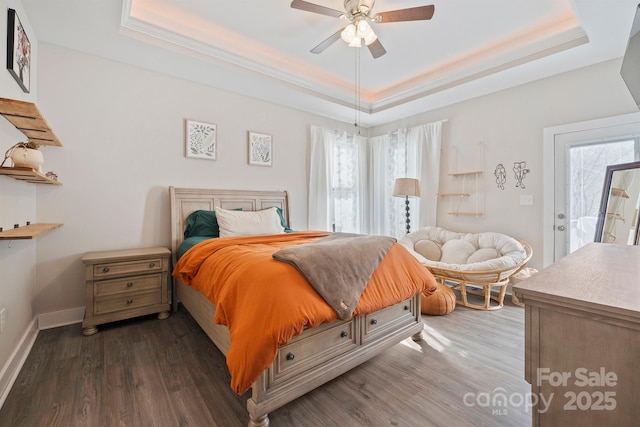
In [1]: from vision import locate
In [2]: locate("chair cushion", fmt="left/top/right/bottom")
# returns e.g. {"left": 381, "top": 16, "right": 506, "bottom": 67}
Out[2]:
{"left": 399, "top": 226, "right": 527, "bottom": 274}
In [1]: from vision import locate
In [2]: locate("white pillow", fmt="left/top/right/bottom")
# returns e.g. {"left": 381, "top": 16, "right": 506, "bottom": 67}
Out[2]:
{"left": 214, "top": 206, "right": 285, "bottom": 237}
{"left": 440, "top": 239, "right": 476, "bottom": 264}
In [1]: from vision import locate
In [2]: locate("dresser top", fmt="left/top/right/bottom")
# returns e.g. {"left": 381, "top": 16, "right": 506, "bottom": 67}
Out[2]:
{"left": 82, "top": 246, "right": 170, "bottom": 264}
{"left": 514, "top": 243, "right": 640, "bottom": 317}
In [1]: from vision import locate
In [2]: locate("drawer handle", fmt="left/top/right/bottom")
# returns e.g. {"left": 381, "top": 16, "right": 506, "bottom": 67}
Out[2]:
{"left": 127, "top": 282, "right": 133, "bottom": 288}
{"left": 340, "top": 331, "right": 348, "bottom": 338}
{"left": 102, "top": 267, "right": 110, "bottom": 273}
{"left": 404, "top": 305, "right": 409, "bottom": 311}
{"left": 126, "top": 299, "right": 133, "bottom": 305}
{"left": 148, "top": 262, "right": 155, "bottom": 268}
{"left": 370, "top": 319, "right": 378, "bottom": 325}
{"left": 286, "top": 352, "right": 295, "bottom": 361}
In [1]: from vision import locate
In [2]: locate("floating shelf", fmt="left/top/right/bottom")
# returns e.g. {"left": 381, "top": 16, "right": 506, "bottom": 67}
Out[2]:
{"left": 448, "top": 212, "right": 484, "bottom": 217}
{"left": 437, "top": 193, "right": 470, "bottom": 197}
{"left": 0, "top": 223, "right": 63, "bottom": 240}
{"left": 449, "top": 171, "right": 482, "bottom": 177}
{"left": 611, "top": 187, "right": 630, "bottom": 198}
{"left": 0, "top": 98, "right": 61, "bottom": 146}
{"left": 0, "top": 167, "right": 61, "bottom": 185}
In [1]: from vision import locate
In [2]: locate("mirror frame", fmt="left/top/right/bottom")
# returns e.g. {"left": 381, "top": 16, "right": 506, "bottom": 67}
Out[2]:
{"left": 594, "top": 160, "right": 640, "bottom": 245}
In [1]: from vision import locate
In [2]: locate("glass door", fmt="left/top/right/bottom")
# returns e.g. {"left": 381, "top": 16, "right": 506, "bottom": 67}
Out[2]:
{"left": 554, "top": 132, "right": 639, "bottom": 261}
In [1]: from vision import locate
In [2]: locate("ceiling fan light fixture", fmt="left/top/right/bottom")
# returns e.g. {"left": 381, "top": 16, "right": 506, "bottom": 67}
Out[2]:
{"left": 349, "top": 37, "right": 362, "bottom": 47}
{"left": 364, "top": 31, "right": 377, "bottom": 45}
{"left": 356, "top": 19, "right": 372, "bottom": 37}
{"left": 341, "top": 23, "right": 357, "bottom": 43}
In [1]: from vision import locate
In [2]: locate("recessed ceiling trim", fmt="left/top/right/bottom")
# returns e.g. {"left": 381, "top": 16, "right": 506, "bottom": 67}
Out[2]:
{"left": 370, "top": 26, "right": 589, "bottom": 113}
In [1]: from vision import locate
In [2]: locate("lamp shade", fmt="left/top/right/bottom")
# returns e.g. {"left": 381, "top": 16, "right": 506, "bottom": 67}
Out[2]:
{"left": 393, "top": 178, "right": 420, "bottom": 197}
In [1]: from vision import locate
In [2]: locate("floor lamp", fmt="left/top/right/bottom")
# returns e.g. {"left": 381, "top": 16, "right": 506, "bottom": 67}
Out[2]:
{"left": 393, "top": 178, "right": 420, "bottom": 234}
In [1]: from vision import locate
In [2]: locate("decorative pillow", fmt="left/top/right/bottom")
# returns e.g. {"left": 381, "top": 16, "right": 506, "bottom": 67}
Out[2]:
{"left": 467, "top": 247, "right": 500, "bottom": 264}
{"left": 215, "top": 206, "right": 285, "bottom": 237}
{"left": 184, "top": 210, "right": 220, "bottom": 239}
{"left": 440, "top": 239, "right": 476, "bottom": 264}
{"left": 414, "top": 239, "right": 442, "bottom": 261}
{"left": 276, "top": 207, "right": 294, "bottom": 233}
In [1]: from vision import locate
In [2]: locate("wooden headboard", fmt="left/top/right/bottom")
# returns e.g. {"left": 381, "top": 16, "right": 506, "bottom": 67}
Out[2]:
{"left": 169, "top": 186, "right": 290, "bottom": 266}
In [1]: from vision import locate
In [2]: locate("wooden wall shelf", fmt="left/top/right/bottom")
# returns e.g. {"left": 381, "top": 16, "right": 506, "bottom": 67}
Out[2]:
{"left": 0, "top": 223, "right": 63, "bottom": 240}
{"left": 0, "top": 167, "right": 61, "bottom": 185}
{"left": 0, "top": 98, "right": 62, "bottom": 146}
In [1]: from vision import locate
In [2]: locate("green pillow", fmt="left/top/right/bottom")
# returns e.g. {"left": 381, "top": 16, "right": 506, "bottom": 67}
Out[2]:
{"left": 276, "top": 207, "right": 294, "bottom": 233}
{"left": 184, "top": 210, "right": 220, "bottom": 238}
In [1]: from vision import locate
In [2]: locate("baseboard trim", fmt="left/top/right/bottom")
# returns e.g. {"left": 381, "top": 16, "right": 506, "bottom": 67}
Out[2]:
{"left": 38, "top": 306, "right": 84, "bottom": 330}
{"left": 0, "top": 318, "right": 38, "bottom": 409}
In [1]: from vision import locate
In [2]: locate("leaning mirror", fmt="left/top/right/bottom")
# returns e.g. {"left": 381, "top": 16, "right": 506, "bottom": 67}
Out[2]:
{"left": 594, "top": 160, "right": 640, "bottom": 245}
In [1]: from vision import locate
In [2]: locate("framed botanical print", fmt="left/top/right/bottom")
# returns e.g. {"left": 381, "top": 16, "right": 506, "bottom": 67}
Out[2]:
{"left": 185, "top": 119, "right": 217, "bottom": 160}
{"left": 6, "top": 9, "right": 31, "bottom": 93}
{"left": 248, "top": 131, "right": 272, "bottom": 166}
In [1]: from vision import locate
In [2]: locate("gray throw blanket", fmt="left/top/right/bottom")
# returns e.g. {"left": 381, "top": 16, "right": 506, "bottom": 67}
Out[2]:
{"left": 272, "top": 233, "right": 396, "bottom": 320}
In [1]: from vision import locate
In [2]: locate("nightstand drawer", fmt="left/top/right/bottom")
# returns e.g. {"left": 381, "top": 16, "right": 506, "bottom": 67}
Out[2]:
{"left": 95, "top": 274, "right": 162, "bottom": 297}
{"left": 93, "top": 258, "right": 164, "bottom": 278}
{"left": 95, "top": 291, "right": 162, "bottom": 315}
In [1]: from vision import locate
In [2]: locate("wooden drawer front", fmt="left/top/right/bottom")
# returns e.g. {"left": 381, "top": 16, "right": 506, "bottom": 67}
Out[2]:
{"left": 274, "top": 320, "right": 357, "bottom": 380}
{"left": 95, "top": 274, "right": 161, "bottom": 297}
{"left": 94, "top": 291, "right": 161, "bottom": 315}
{"left": 93, "top": 258, "right": 164, "bottom": 278}
{"left": 362, "top": 299, "right": 415, "bottom": 342}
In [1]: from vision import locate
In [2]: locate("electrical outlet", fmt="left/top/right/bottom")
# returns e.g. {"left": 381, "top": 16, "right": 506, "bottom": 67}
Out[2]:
{"left": 0, "top": 308, "right": 5, "bottom": 333}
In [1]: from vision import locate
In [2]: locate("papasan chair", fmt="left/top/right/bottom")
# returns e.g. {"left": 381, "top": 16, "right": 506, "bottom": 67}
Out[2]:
{"left": 399, "top": 226, "right": 532, "bottom": 310}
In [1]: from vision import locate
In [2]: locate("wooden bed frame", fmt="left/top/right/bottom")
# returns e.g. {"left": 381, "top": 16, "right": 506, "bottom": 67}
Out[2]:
{"left": 169, "top": 187, "right": 424, "bottom": 427}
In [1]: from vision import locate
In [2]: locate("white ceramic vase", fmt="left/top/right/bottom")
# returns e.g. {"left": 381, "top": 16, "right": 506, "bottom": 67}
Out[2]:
{"left": 11, "top": 147, "right": 44, "bottom": 171}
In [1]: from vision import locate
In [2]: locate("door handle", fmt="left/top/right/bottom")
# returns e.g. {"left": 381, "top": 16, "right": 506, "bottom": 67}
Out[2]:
{"left": 557, "top": 225, "right": 566, "bottom": 231}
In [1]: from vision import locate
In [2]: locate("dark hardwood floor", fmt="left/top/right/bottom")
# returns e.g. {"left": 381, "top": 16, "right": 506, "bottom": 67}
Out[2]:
{"left": 0, "top": 299, "right": 531, "bottom": 427}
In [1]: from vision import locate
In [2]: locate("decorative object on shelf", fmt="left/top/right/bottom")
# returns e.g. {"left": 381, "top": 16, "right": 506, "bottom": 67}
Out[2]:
{"left": 2, "top": 141, "right": 43, "bottom": 171}
{"left": 6, "top": 9, "right": 31, "bottom": 93}
{"left": 393, "top": 177, "right": 420, "bottom": 234}
{"left": 45, "top": 171, "right": 58, "bottom": 181}
{"left": 248, "top": 131, "right": 273, "bottom": 166}
{"left": 185, "top": 119, "right": 216, "bottom": 160}
{"left": 494, "top": 163, "right": 506, "bottom": 190}
{"left": 513, "top": 161, "right": 530, "bottom": 189}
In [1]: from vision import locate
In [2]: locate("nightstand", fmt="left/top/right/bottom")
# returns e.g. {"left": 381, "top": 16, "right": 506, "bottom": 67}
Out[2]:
{"left": 81, "top": 247, "right": 171, "bottom": 336}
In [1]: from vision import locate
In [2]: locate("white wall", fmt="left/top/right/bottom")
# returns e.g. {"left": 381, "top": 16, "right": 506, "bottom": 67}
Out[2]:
{"left": 0, "top": 0, "right": 39, "bottom": 395}
{"left": 372, "top": 58, "right": 638, "bottom": 269}
{"left": 33, "top": 43, "right": 353, "bottom": 317}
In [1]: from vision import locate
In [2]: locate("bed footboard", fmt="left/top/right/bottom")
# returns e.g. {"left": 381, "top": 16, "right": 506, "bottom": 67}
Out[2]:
{"left": 177, "top": 279, "right": 422, "bottom": 427}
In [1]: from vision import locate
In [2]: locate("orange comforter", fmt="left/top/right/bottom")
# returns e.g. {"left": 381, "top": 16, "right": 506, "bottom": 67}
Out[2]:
{"left": 173, "top": 231, "right": 437, "bottom": 394}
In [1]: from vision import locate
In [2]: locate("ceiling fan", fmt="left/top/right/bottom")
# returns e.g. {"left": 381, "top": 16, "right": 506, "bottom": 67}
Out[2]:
{"left": 291, "top": 0, "right": 435, "bottom": 59}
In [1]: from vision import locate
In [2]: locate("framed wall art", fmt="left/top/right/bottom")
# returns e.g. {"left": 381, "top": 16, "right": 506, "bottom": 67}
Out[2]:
{"left": 248, "top": 131, "right": 272, "bottom": 166}
{"left": 185, "top": 119, "right": 217, "bottom": 160}
{"left": 6, "top": 9, "right": 31, "bottom": 93}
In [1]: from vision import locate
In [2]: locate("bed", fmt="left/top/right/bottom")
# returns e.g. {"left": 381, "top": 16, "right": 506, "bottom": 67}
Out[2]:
{"left": 169, "top": 187, "right": 436, "bottom": 427}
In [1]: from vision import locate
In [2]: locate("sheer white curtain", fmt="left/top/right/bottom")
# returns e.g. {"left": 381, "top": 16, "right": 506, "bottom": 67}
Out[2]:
{"left": 309, "top": 126, "right": 367, "bottom": 232}
{"left": 368, "top": 122, "right": 442, "bottom": 237}
{"left": 309, "top": 121, "right": 442, "bottom": 236}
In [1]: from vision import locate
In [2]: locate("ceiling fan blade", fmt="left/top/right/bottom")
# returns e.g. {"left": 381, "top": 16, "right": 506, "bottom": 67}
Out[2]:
{"left": 375, "top": 5, "right": 435, "bottom": 23}
{"left": 367, "top": 38, "right": 387, "bottom": 59}
{"left": 291, "top": 0, "right": 345, "bottom": 18}
{"left": 311, "top": 29, "right": 343, "bottom": 54}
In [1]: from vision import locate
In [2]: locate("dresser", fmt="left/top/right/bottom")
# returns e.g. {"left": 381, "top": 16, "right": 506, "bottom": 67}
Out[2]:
{"left": 81, "top": 247, "right": 171, "bottom": 336}
{"left": 513, "top": 243, "right": 640, "bottom": 426}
